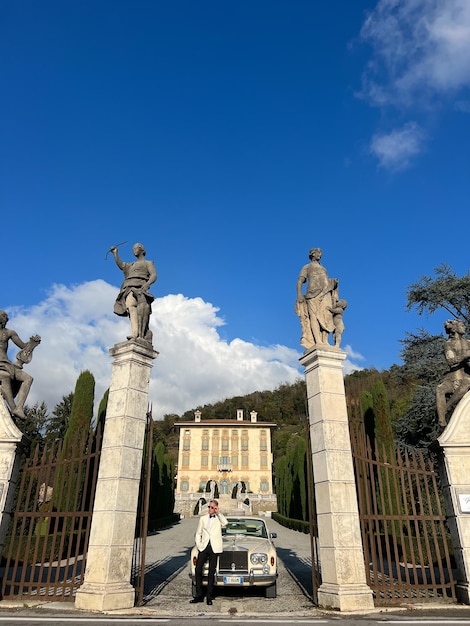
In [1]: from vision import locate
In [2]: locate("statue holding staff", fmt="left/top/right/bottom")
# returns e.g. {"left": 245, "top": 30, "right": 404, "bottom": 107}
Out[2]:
{"left": 108, "top": 242, "right": 157, "bottom": 343}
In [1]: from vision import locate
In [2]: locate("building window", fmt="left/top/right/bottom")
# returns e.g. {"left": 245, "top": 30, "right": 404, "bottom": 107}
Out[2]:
{"left": 260, "top": 430, "right": 266, "bottom": 436}
{"left": 201, "top": 456, "right": 208, "bottom": 466}
{"left": 260, "top": 456, "right": 267, "bottom": 467}
{"left": 181, "top": 481, "right": 189, "bottom": 491}
{"left": 242, "top": 456, "right": 248, "bottom": 467}
{"left": 202, "top": 439, "right": 209, "bottom": 450}
{"left": 182, "top": 454, "right": 189, "bottom": 467}
{"left": 232, "top": 430, "right": 238, "bottom": 437}
{"left": 220, "top": 456, "right": 230, "bottom": 465}
{"left": 183, "top": 440, "right": 190, "bottom": 450}
{"left": 260, "top": 481, "right": 269, "bottom": 492}
{"left": 241, "top": 440, "right": 248, "bottom": 451}
{"left": 222, "top": 439, "right": 229, "bottom": 451}
{"left": 212, "top": 455, "right": 218, "bottom": 466}
{"left": 260, "top": 439, "right": 267, "bottom": 451}
{"left": 184, "top": 430, "right": 190, "bottom": 435}
{"left": 203, "top": 429, "right": 209, "bottom": 435}
{"left": 232, "top": 455, "right": 238, "bottom": 466}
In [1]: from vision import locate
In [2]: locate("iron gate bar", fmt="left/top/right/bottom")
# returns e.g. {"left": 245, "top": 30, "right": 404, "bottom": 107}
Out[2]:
{"left": 349, "top": 413, "right": 457, "bottom": 605}
{"left": 133, "top": 407, "right": 153, "bottom": 606}
{"left": 1, "top": 426, "right": 102, "bottom": 601}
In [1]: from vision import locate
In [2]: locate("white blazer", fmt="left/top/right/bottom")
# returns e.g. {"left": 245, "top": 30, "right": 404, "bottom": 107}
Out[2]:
{"left": 195, "top": 512, "right": 228, "bottom": 554}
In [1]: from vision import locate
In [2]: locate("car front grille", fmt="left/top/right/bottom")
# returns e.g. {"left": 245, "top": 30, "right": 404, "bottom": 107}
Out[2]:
{"left": 219, "top": 550, "right": 248, "bottom": 572}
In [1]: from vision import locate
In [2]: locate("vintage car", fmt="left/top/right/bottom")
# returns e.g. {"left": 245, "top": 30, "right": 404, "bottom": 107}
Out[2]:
{"left": 189, "top": 516, "right": 278, "bottom": 598}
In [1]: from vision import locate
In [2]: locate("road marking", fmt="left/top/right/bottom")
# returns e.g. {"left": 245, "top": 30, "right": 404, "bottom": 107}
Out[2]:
{"left": 218, "top": 618, "right": 330, "bottom": 624}
{"left": 0, "top": 619, "right": 170, "bottom": 623}
{"left": 386, "top": 617, "right": 470, "bottom": 626}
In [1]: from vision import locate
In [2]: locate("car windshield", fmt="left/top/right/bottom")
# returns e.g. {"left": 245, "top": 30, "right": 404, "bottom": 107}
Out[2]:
{"left": 222, "top": 518, "right": 268, "bottom": 538}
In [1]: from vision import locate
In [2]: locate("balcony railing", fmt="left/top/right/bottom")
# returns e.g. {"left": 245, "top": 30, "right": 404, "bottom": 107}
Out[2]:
{"left": 216, "top": 464, "right": 233, "bottom": 472}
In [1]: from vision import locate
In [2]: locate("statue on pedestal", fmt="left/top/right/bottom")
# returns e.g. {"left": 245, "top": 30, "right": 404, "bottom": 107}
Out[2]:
{"left": 0, "top": 310, "right": 41, "bottom": 419}
{"left": 295, "top": 248, "right": 344, "bottom": 351}
{"left": 109, "top": 242, "right": 157, "bottom": 343}
{"left": 436, "top": 319, "right": 470, "bottom": 427}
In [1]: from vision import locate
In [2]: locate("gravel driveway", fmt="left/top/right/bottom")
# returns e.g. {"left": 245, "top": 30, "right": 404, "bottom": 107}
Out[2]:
{"left": 138, "top": 516, "right": 322, "bottom": 617}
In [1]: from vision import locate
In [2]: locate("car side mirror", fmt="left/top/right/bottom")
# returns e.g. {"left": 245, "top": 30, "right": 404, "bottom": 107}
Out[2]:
{"left": 270, "top": 533, "right": 277, "bottom": 539}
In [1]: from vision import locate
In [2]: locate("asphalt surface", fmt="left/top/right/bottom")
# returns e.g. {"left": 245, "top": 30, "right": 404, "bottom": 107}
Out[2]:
{"left": 139, "top": 516, "right": 318, "bottom": 617}
{"left": 2, "top": 516, "right": 470, "bottom": 620}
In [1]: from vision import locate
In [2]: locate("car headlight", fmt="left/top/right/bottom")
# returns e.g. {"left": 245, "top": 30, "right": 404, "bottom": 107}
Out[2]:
{"left": 250, "top": 552, "right": 268, "bottom": 565}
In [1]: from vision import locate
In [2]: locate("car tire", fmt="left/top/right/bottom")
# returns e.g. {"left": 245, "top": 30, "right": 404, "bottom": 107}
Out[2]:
{"left": 265, "top": 582, "right": 277, "bottom": 598}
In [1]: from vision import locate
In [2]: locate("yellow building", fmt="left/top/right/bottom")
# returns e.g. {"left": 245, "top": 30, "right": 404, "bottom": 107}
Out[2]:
{"left": 174, "top": 409, "right": 277, "bottom": 517}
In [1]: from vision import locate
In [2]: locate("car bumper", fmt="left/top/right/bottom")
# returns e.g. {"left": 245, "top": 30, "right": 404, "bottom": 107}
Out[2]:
{"left": 190, "top": 571, "right": 277, "bottom": 587}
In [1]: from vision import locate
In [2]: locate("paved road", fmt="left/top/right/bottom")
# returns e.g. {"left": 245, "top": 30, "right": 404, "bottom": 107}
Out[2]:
{"left": 139, "top": 516, "right": 320, "bottom": 617}
{"left": 2, "top": 517, "right": 470, "bottom": 621}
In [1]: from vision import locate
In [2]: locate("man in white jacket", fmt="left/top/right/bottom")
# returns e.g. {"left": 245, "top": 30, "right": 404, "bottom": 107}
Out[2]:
{"left": 190, "top": 499, "right": 228, "bottom": 605}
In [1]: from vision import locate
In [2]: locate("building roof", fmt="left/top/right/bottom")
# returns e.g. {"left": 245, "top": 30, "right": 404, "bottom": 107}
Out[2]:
{"left": 176, "top": 420, "right": 277, "bottom": 428}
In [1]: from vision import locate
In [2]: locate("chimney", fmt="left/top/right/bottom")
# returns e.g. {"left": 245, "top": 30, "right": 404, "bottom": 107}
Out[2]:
{"left": 237, "top": 409, "right": 244, "bottom": 421}
{"left": 250, "top": 411, "right": 257, "bottom": 423}
{"left": 194, "top": 410, "right": 201, "bottom": 422}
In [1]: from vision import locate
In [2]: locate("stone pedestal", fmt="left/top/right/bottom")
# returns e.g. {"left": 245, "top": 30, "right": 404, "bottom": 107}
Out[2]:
{"left": 0, "top": 400, "right": 26, "bottom": 558}
{"left": 300, "top": 346, "right": 373, "bottom": 611}
{"left": 75, "top": 339, "right": 158, "bottom": 611}
{"left": 438, "top": 391, "right": 470, "bottom": 604}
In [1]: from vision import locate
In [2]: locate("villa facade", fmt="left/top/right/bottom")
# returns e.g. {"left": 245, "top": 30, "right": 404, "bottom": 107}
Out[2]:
{"left": 174, "top": 409, "right": 277, "bottom": 517}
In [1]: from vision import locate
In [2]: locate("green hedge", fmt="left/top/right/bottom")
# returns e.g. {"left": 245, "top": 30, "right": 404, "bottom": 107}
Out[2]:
{"left": 4, "top": 530, "right": 86, "bottom": 564}
{"left": 272, "top": 512, "right": 311, "bottom": 534}
{"left": 148, "top": 513, "right": 180, "bottom": 533}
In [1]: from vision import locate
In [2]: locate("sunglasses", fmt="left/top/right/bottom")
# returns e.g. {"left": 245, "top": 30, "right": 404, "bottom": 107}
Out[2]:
{"left": 208, "top": 506, "right": 216, "bottom": 509}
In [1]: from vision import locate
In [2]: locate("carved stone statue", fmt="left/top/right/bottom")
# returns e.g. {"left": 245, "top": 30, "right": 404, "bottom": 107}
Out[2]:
{"left": 109, "top": 242, "right": 157, "bottom": 343}
{"left": 295, "top": 248, "right": 341, "bottom": 351}
{"left": 209, "top": 479, "right": 216, "bottom": 500}
{"left": 328, "top": 299, "right": 348, "bottom": 348}
{"left": 0, "top": 310, "right": 41, "bottom": 419}
{"left": 436, "top": 319, "right": 470, "bottom": 427}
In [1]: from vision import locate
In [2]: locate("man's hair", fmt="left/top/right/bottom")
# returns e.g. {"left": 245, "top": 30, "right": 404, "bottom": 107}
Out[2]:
{"left": 210, "top": 499, "right": 218, "bottom": 506}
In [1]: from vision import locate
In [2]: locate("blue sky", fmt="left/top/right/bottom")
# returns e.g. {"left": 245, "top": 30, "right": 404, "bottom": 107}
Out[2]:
{"left": 2, "top": 1, "right": 470, "bottom": 419}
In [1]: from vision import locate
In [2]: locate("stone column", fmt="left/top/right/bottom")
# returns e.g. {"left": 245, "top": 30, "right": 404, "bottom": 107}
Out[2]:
{"left": 300, "top": 346, "right": 373, "bottom": 611}
{"left": 0, "top": 400, "right": 26, "bottom": 557}
{"left": 75, "top": 338, "right": 158, "bottom": 611}
{"left": 438, "top": 392, "right": 470, "bottom": 604}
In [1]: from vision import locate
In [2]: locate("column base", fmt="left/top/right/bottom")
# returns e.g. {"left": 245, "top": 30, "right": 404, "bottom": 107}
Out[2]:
{"left": 317, "top": 582, "right": 374, "bottom": 611}
{"left": 456, "top": 583, "right": 470, "bottom": 605}
{"left": 75, "top": 581, "right": 135, "bottom": 611}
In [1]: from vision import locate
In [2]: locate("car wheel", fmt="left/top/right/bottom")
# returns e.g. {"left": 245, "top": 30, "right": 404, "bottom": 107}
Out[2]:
{"left": 265, "top": 582, "right": 277, "bottom": 598}
{"left": 191, "top": 580, "right": 197, "bottom": 598}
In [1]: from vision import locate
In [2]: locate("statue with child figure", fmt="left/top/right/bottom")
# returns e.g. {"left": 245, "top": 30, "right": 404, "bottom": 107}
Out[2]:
{"left": 295, "top": 248, "right": 347, "bottom": 351}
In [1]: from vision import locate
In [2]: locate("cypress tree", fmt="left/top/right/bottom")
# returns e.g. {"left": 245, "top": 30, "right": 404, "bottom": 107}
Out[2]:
{"left": 54, "top": 370, "right": 95, "bottom": 514}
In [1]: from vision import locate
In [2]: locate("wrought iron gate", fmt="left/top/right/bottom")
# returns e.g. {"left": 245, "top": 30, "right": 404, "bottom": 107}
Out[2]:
{"left": 1, "top": 426, "right": 102, "bottom": 601}
{"left": 132, "top": 407, "right": 153, "bottom": 606}
{"left": 349, "top": 418, "right": 457, "bottom": 605}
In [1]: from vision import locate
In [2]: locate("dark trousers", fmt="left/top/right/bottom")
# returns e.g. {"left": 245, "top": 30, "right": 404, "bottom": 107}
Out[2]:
{"left": 195, "top": 542, "right": 218, "bottom": 599}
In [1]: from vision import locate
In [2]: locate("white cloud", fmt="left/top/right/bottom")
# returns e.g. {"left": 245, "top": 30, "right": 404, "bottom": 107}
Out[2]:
{"left": 359, "top": 0, "right": 470, "bottom": 168}
{"left": 369, "top": 122, "right": 426, "bottom": 170}
{"left": 360, "top": 0, "right": 470, "bottom": 107}
{"left": 4, "top": 281, "right": 363, "bottom": 421}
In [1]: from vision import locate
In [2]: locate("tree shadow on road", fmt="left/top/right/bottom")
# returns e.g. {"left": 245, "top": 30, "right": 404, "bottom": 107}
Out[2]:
{"left": 276, "top": 546, "right": 314, "bottom": 600}
{"left": 141, "top": 548, "right": 191, "bottom": 604}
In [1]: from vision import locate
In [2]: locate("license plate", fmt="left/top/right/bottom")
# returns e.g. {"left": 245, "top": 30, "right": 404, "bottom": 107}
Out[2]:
{"left": 223, "top": 575, "right": 243, "bottom": 584}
